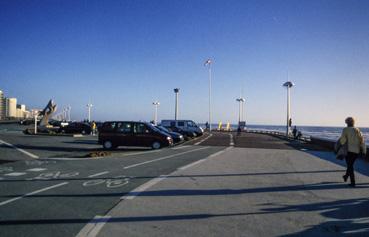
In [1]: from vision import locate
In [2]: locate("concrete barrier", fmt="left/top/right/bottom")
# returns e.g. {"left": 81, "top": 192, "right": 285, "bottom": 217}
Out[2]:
{"left": 310, "top": 136, "right": 369, "bottom": 160}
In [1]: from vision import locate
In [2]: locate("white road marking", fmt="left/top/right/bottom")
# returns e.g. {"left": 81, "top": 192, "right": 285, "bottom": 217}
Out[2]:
{"left": 178, "top": 159, "right": 206, "bottom": 170}
{"left": 194, "top": 134, "right": 213, "bottom": 145}
{"left": 82, "top": 146, "right": 230, "bottom": 235}
{"left": 0, "top": 139, "right": 39, "bottom": 159}
{"left": 121, "top": 175, "right": 168, "bottom": 200}
{"left": 88, "top": 171, "right": 109, "bottom": 178}
{"left": 26, "top": 168, "right": 47, "bottom": 172}
{"left": 122, "top": 149, "right": 161, "bottom": 157}
{"left": 75, "top": 215, "right": 111, "bottom": 237}
{"left": 0, "top": 182, "right": 68, "bottom": 207}
{"left": 123, "top": 146, "right": 231, "bottom": 200}
{"left": 208, "top": 146, "right": 232, "bottom": 159}
{"left": 4, "top": 172, "right": 27, "bottom": 176}
{"left": 51, "top": 157, "right": 104, "bottom": 161}
{"left": 229, "top": 133, "right": 234, "bottom": 146}
{"left": 171, "top": 145, "right": 190, "bottom": 150}
{"left": 123, "top": 146, "right": 209, "bottom": 169}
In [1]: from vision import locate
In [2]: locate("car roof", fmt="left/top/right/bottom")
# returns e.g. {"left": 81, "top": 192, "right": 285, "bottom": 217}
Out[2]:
{"left": 103, "top": 121, "right": 148, "bottom": 124}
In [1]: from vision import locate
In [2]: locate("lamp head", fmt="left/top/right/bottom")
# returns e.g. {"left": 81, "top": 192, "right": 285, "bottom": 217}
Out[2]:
{"left": 283, "top": 81, "right": 294, "bottom": 88}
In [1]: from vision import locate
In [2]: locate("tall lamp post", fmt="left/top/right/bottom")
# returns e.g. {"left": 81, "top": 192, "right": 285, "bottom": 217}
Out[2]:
{"left": 67, "top": 106, "right": 71, "bottom": 121}
{"left": 152, "top": 101, "right": 160, "bottom": 125}
{"left": 236, "top": 97, "right": 245, "bottom": 126}
{"left": 174, "top": 88, "right": 179, "bottom": 121}
{"left": 204, "top": 59, "right": 212, "bottom": 132}
{"left": 283, "top": 81, "right": 294, "bottom": 137}
{"left": 87, "top": 102, "right": 93, "bottom": 122}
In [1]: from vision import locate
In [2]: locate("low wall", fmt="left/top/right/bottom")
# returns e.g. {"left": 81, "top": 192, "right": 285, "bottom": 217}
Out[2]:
{"left": 310, "top": 136, "right": 369, "bottom": 159}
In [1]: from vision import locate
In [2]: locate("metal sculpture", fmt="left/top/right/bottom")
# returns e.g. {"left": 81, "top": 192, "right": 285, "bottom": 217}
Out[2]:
{"left": 39, "top": 99, "right": 57, "bottom": 127}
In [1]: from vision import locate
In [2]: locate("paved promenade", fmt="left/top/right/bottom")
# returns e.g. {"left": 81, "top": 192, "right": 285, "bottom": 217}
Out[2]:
{"left": 97, "top": 136, "right": 369, "bottom": 237}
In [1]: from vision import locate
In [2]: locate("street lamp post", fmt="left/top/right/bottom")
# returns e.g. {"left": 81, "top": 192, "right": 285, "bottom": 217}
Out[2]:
{"left": 236, "top": 97, "right": 245, "bottom": 126}
{"left": 33, "top": 110, "right": 38, "bottom": 134}
{"left": 283, "top": 81, "right": 294, "bottom": 137}
{"left": 152, "top": 101, "right": 160, "bottom": 125}
{"left": 67, "top": 106, "right": 71, "bottom": 121}
{"left": 174, "top": 88, "right": 179, "bottom": 121}
{"left": 63, "top": 108, "right": 68, "bottom": 120}
{"left": 87, "top": 102, "right": 93, "bottom": 122}
{"left": 204, "top": 59, "right": 212, "bottom": 132}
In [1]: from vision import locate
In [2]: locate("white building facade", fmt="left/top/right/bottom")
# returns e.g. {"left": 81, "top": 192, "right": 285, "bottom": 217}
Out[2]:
{"left": 6, "top": 98, "right": 17, "bottom": 118}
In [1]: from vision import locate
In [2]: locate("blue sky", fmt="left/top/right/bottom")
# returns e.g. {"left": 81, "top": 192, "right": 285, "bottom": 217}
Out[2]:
{"left": 1, "top": 0, "right": 369, "bottom": 126}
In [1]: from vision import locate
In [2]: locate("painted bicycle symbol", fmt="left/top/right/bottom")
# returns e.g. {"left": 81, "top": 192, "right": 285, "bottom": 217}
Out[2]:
{"left": 25, "top": 160, "right": 56, "bottom": 166}
{"left": 31, "top": 171, "right": 79, "bottom": 180}
{"left": 83, "top": 175, "right": 131, "bottom": 188}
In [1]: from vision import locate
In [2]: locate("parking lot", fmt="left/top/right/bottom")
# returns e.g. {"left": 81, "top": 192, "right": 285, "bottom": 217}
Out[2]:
{"left": 0, "top": 123, "right": 211, "bottom": 161}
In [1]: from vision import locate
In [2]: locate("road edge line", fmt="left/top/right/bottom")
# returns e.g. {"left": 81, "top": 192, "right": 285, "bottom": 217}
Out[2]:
{"left": 75, "top": 215, "right": 111, "bottom": 237}
{"left": 0, "top": 139, "right": 39, "bottom": 159}
{"left": 0, "top": 182, "right": 68, "bottom": 207}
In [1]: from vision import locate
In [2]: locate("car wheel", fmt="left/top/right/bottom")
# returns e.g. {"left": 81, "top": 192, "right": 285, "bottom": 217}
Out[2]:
{"left": 103, "top": 140, "right": 114, "bottom": 150}
{"left": 61, "top": 129, "right": 65, "bottom": 133}
{"left": 152, "top": 141, "right": 161, "bottom": 149}
{"left": 81, "top": 130, "right": 86, "bottom": 135}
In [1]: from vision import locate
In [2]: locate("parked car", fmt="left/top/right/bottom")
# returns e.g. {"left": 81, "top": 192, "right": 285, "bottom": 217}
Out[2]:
{"left": 156, "top": 125, "right": 184, "bottom": 143}
{"left": 59, "top": 122, "right": 91, "bottom": 134}
{"left": 167, "top": 126, "right": 197, "bottom": 140}
{"left": 98, "top": 121, "right": 173, "bottom": 149}
{"left": 161, "top": 119, "right": 203, "bottom": 136}
{"left": 49, "top": 119, "right": 69, "bottom": 127}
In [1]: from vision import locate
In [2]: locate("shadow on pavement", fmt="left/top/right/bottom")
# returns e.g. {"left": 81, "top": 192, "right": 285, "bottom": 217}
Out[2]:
{"left": 269, "top": 198, "right": 369, "bottom": 236}
{"left": 3, "top": 182, "right": 369, "bottom": 198}
{"left": 1, "top": 198, "right": 368, "bottom": 237}
{"left": 0, "top": 169, "right": 345, "bottom": 183}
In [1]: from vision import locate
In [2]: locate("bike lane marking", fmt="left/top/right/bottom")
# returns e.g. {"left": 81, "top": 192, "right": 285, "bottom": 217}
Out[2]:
{"left": 4, "top": 172, "right": 27, "bottom": 177}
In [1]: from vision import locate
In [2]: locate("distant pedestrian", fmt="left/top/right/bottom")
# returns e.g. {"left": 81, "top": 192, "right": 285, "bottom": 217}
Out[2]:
{"left": 292, "top": 126, "right": 298, "bottom": 139}
{"left": 205, "top": 122, "right": 209, "bottom": 130}
{"left": 91, "top": 121, "right": 97, "bottom": 136}
{"left": 338, "top": 117, "right": 366, "bottom": 187}
{"left": 237, "top": 126, "right": 241, "bottom": 135}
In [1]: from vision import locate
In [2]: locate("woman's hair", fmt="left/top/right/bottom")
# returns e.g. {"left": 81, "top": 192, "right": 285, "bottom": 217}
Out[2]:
{"left": 345, "top": 117, "right": 355, "bottom": 127}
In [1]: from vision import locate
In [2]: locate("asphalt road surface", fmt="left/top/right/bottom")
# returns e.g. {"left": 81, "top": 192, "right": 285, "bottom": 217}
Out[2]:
{"left": 0, "top": 126, "right": 226, "bottom": 237}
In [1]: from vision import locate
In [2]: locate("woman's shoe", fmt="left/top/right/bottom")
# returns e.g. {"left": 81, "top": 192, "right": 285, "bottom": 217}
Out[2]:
{"left": 348, "top": 183, "right": 356, "bottom": 188}
{"left": 342, "top": 175, "right": 348, "bottom": 182}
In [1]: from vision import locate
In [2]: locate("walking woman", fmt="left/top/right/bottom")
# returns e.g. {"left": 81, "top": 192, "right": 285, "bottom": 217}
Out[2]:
{"left": 339, "top": 117, "right": 366, "bottom": 187}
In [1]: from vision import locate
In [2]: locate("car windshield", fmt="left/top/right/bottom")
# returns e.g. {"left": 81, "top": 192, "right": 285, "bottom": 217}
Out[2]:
{"left": 158, "top": 126, "right": 169, "bottom": 133}
{"left": 146, "top": 123, "right": 161, "bottom": 132}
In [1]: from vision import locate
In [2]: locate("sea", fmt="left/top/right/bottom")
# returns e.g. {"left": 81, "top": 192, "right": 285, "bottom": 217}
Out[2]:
{"left": 201, "top": 124, "right": 369, "bottom": 145}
